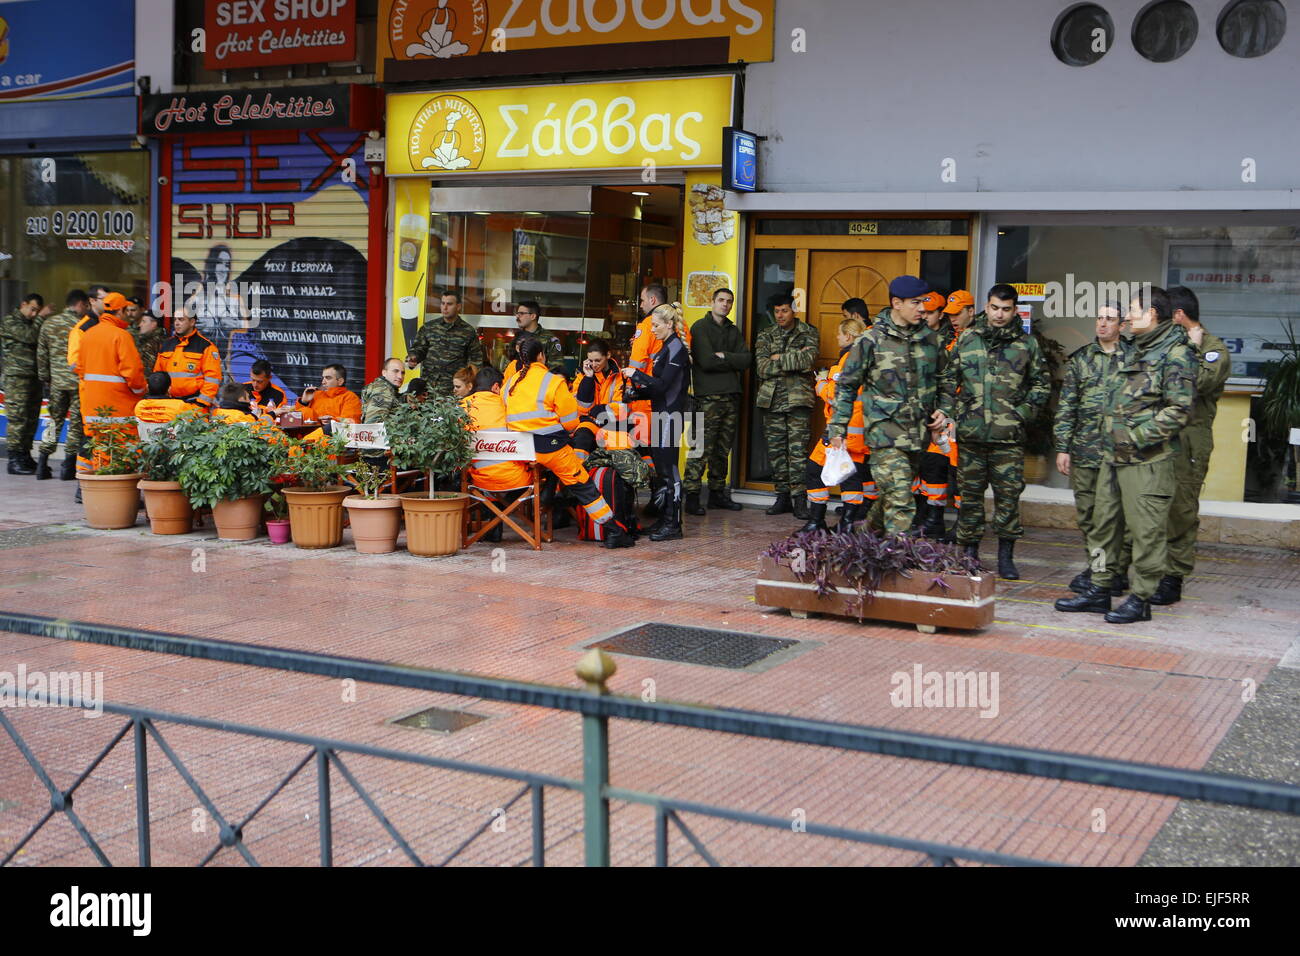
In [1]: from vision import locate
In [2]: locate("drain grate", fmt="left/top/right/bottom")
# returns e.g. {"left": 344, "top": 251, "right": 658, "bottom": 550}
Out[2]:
{"left": 391, "top": 706, "right": 488, "bottom": 734}
{"left": 590, "top": 623, "right": 799, "bottom": 670}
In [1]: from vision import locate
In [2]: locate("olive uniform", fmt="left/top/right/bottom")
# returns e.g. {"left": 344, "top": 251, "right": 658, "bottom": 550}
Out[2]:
{"left": 1166, "top": 329, "right": 1230, "bottom": 580}
{"left": 361, "top": 375, "right": 401, "bottom": 424}
{"left": 829, "top": 308, "right": 943, "bottom": 534}
{"left": 36, "top": 309, "right": 85, "bottom": 461}
{"left": 1, "top": 308, "right": 44, "bottom": 464}
{"left": 407, "top": 316, "right": 486, "bottom": 396}
{"left": 754, "top": 318, "right": 819, "bottom": 499}
{"left": 131, "top": 326, "right": 165, "bottom": 376}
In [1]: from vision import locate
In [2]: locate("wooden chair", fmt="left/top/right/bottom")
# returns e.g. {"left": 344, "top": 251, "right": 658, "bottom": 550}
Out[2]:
{"left": 338, "top": 422, "right": 422, "bottom": 494}
{"left": 461, "top": 430, "right": 549, "bottom": 551}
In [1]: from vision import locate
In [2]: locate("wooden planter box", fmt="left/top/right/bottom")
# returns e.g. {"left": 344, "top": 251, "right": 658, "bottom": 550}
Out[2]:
{"left": 755, "top": 555, "right": 995, "bottom": 633}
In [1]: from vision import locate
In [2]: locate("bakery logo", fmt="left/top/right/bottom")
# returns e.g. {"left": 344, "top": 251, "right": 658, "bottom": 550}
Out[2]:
{"left": 388, "top": 0, "right": 487, "bottom": 59}
{"left": 408, "top": 94, "right": 486, "bottom": 170}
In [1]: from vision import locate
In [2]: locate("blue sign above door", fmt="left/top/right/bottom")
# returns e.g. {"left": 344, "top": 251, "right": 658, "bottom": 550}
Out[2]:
{"left": 0, "top": 0, "right": 134, "bottom": 102}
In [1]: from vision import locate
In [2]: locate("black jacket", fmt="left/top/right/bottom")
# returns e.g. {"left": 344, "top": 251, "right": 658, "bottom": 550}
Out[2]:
{"left": 627, "top": 334, "right": 690, "bottom": 414}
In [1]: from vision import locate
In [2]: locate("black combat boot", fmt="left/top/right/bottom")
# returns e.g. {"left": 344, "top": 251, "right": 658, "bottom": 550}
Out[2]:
{"left": 643, "top": 482, "right": 672, "bottom": 534}
{"left": 1147, "top": 574, "right": 1182, "bottom": 606}
{"left": 1054, "top": 584, "right": 1112, "bottom": 613}
{"left": 649, "top": 487, "right": 683, "bottom": 542}
{"left": 791, "top": 494, "right": 810, "bottom": 521}
{"left": 35, "top": 453, "right": 52, "bottom": 480}
{"left": 21, "top": 450, "right": 39, "bottom": 470}
{"left": 1069, "top": 568, "right": 1092, "bottom": 593}
{"left": 997, "top": 538, "right": 1020, "bottom": 580}
{"left": 833, "top": 503, "right": 862, "bottom": 534}
{"left": 907, "top": 494, "right": 927, "bottom": 535}
{"left": 1112, "top": 572, "right": 1129, "bottom": 594}
{"left": 765, "top": 492, "right": 793, "bottom": 516}
{"left": 641, "top": 476, "right": 663, "bottom": 519}
{"left": 1105, "top": 594, "right": 1151, "bottom": 624}
{"left": 601, "top": 521, "right": 635, "bottom": 549}
{"left": 921, "top": 503, "right": 946, "bottom": 539}
{"left": 60, "top": 456, "right": 77, "bottom": 480}
{"left": 8, "top": 456, "right": 35, "bottom": 475}
{"left": 708, "top": 486, "right": 743, "bottom": 511}
{"left": 684, "top": 491, "right": 706, "bottom": 516}
{"left": 798, "top": 502, "right": 828, "bottom": 533}
{"left": 962, "top": 543, "right": 981, "bottom": 567}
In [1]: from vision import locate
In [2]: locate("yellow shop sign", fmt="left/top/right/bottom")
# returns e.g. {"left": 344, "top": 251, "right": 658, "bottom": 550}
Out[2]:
{"left": 385, "top": 75, "right": 733, "bottom": 176}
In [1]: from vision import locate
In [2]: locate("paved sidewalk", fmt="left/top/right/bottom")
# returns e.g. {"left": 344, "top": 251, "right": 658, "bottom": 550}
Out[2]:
{"left": 0, "top": 469, "right": 1297, "bottom": 866}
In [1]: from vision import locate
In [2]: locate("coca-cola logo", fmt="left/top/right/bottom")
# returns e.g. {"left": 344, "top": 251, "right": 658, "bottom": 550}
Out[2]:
{"left": 352, "top": 430, "right": 379, "bottom": 443}
{"left": 475, "top": 438, "right": 518, "bottom": 454}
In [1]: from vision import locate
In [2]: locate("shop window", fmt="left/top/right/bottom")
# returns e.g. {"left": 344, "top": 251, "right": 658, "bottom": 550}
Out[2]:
{"left": 920, "top": 251, "right": 970, "bottom": 301}
{"left": 1133, "top": 0, "right": 1199, "bottom": 62}
{"left": 1052, "top": 3, "right": 1116, "bottom": 66}
{"left": 1217, "top": 0, "right": 1287, "bottom": 57}
{"left": 745, "top": 249, "right": 797, "bottom": 484}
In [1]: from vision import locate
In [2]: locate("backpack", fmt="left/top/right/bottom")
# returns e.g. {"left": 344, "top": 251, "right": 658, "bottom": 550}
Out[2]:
{"left": 576, "top": 465, "right": 640, "bottom": 541}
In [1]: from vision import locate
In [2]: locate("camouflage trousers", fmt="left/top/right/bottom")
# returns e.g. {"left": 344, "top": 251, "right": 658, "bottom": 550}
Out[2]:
{"left": 762, "top": 406, "right": 813, "bottom": 495}
{"left": 3, "top": 373, "right": 42, "bottom": 453}
{"left": 954, "top": 442, "right": 1026, "bottom": 543}
{"left": 40, "top": 387, "right": 79, "bottom": 456}
{"left": 684, "top": 394, "right": 739, "bottom": 493}
{"left": 870, "top": 446, "right": 923, "bottom": 535}
{"left": 1166, "top": 428, "right": 1212, "bottom": 578}
{"left": 1070, "top": 463, "right": 1131, "bottom": 576}
{"left": 1091, "top": 459, "right": 1174, "bottom": 600}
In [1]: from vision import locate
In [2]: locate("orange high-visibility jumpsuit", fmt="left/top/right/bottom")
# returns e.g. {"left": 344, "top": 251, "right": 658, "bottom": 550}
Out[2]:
{"left": 76, "top": 311, "right": 146, "bottom": 475}
{"left": 915, "top": 334, "right": 961, "bottom": 506}
{"left": 570, "top": 364, "right": 628, "bottom": 463}
{"left": 295, "top": 386, "right": 362, "bottom": 423}
{"left": 805, "top": 348, "right": 876, "bottom": 507}
{"left": 134, "top": 398, "right": 193, "bottom": 423}
{"left": 154, "top": 329, "right": 222, "bottom": 409}
{"left": 463, "top": 391, "right": 532, "bottom": 492}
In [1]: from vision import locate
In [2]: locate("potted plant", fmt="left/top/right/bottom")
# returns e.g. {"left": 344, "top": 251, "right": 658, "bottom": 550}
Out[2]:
{"left": 264, "top": 491, "right": 292, "bottom": 544}
{"left": 281, "top": 432, "right": 353, "bottom": 549}
{"left": 136, "top": 410, "right": 213, "bottom": 535}
{"left": 1258, "top": 321, "right": 1300, "bottom": 503}
{"left": 756, "top": 529, "right": 994, "bottom": 633}
{"left": 178, "top": 421, "right": 287, "bottom": 540}
{"left": 342, "top": 459, "right": 403, "bottom": 554}
{"left": 77, "top": 406, "right": 144, "bottom": 530}
{"left": 386, "top": 395, "right": 474, "bottom": 557}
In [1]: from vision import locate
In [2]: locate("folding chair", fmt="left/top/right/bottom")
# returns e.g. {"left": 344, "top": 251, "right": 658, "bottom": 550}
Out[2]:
{"left": 339, "top": 422, "right": 423, "bottom": 494}
{"left": 461, "top": 430, "right": 549, "bottom": 550}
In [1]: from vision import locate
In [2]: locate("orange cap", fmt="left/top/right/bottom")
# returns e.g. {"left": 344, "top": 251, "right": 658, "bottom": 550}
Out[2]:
{"left": 943, "top": 290, "right": 975, "bottom": 314}
{"left": 102, "top": 292, "right": 128, "bottom": 314}
{"left": 920, "top": 291, "right": 945, "bottom": 312}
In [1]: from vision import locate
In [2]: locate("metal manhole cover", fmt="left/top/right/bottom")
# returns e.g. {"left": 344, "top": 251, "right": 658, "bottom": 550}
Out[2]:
{"left": 390, "top": 706, "right": 488, "bottom": 734}
{"left": 0, "top": 525, "right": 91, "bottom": 551}
{"left": 590, "top": 623, "right": 800, "bottom": 670}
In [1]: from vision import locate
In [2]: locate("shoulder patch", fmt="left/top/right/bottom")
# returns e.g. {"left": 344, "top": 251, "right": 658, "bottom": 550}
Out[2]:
{"left": 632, "top": 328, "right": 642, "bottom": 340}
{"left": 1204, "top": 351, "right": 1220, "bottom": 363}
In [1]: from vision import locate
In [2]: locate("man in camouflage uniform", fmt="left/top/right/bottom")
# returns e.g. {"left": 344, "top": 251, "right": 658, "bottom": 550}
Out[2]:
{"left": 1053, "top": 304, "right": 1130, "bottom": 596}
{"left": 362, "top": 357, "right": 406, "bottom": 423}
{"left": 131, "top": 311, "right": 165, "bottom": 376}
{"left": 938, "top": 284, "right": 1049, "bottom": 578}
{"left": 2, "top": 292, "right": 46, "bottom": 475}
{"left": 1056, "top": 286, "right": 1196, "bottom": 624}
{"left": 755, "top": 292, "right": 819, "bottom": 519}
{"left": 1149, "top": 285, "right": 1232, "bottom": 606}
{"left": 405, "top": 290, "right": 485, "bottom": 396}
{"left": 35, "top": 290, "right": 90, "bottom": 480}
{"left": 513, "top": 300, "right": 565, "bottom": 375}
{"left": 830, "top": 276, "right": 946, "bottom": 535}
{"left": 685, "top": 288, "right": 749, "bottom": 514}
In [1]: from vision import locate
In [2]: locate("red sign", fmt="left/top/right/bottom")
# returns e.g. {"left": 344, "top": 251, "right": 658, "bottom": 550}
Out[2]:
{"left": 205, "top": 0, "right": 356, "bottom": 70}
{"left": 475, "top": 438, "right": 518, "bottom": 455}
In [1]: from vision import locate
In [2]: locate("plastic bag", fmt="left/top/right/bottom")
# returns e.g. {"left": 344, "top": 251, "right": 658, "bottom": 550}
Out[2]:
{"left": 821, "top": 444, "right": 856, "bottom": 487}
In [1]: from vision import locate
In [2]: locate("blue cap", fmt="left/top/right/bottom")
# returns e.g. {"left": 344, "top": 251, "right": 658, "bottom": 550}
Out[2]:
{"left": 888, "top": 275, "right": 931, "bottom": 300}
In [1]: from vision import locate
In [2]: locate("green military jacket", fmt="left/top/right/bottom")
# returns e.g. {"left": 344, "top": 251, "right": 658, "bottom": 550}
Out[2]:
{"left": 1054, "top": 339, "right": 1124, "bottom": 468}
{"left": 1101, "top": 320, "right": 1197, "bottom": 465}
{"left": 754, "top": 319, "right": 818, "bottom": 411}
{"left": 689, "top": 313, "right": 751, "bottom": 396}
{"left": 361, "top": 375, "right": 401, "bottom": 424}
{"left": 1, "top": 308, "right": 42, "bottom": 379}
{"left": 131, "top": 327, "right": 165, "bottom": 376}
{"left": 37, "top": 310, "right": 82, "bottom": 391}
{"left": 531, "top": 325, "right": 566, "bottom": 375}
{"left": 1184, "top": 328, "right": 1231, "bottom": 436}
{"left": 939, "top": 315, "right": 1049, "bottom": 445}
{"left": 829, "top": 308, "right": 942, "bottom": 452}
{"left": 408, "top": 316, "right": 486, "bottom": 395}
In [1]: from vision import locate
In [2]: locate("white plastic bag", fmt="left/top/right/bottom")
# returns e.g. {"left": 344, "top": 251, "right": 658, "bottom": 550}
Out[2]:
{"left": 821, "top": 444, "right": 856, "bottom": 487}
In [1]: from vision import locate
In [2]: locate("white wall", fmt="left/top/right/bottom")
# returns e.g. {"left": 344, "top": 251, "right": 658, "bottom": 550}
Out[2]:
{"left": 134, "top": 0, "right": 175, "bottom": 94}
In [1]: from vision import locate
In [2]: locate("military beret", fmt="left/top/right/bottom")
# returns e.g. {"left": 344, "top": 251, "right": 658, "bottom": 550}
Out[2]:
{"left": 888, "top": 275, "right": 931, "bottom": 299}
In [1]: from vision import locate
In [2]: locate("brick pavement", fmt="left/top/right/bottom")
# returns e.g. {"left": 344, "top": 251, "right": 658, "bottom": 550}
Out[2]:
{"left": 0, "top": 469, "right": 1296, "bottom": 866}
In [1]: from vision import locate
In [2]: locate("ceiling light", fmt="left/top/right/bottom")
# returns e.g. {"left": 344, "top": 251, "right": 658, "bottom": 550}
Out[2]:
{"left": 632, "top": 191, "right": 650, "bottom": 196}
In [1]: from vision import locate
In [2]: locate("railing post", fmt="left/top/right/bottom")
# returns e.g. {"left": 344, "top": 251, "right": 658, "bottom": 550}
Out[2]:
{"left": 576, "top": 649, "right": 616, "bottom": 867}
{"left": 316, "top": 747, "right": 332, "bottom": 867}
{"left": 133, "top": 718, "right": 151, "bottom": 867}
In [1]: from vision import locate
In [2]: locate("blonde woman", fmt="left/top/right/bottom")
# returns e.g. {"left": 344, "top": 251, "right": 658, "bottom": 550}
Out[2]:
{"left": 621, "top": 302, "right": 690, "bottom": 541}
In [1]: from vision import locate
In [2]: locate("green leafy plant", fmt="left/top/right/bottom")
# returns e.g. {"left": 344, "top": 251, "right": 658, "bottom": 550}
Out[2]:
{"left": 264, "top": 491, "right": 289, "bottom": 520}
{"left": 348, "top": 459, "right": 390, "bottom": 500}
{"left": 138, "top": 410, "right": 220, "bottom": 482}
{"left": 85, "top": 406, "right": 142, "bottom": 475}
{"left": 177, "top": 422, "right": 288, "bottom": 510}
{"left": 385, "top": 393, "right": 474, "bottom": 491}
{"left": 282, "top": 432, "right": 351, "bottom": 491}
{"left": 1258, "top": 320, "right": 1300, "bottom": 496}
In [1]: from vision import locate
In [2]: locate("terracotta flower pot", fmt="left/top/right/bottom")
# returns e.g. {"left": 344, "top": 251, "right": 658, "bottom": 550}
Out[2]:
{"left": 212, "top": 495, "right": 266, "bottom": 541}
{"left": 78, "top": 473, "right": 144, "bottom": 530}
{"left": 399, "top": 492, "right": 468, "bottom": 557}
{"left": 138, "top": 480, "right": 193, "bottom": 535}
{"left": 343, "top": 494, "right": 403, "bottom": 554}
{"left": 284, "top": 485, "right": 352, "bottom": 549}
{"left": 266, "top": 518, "right": 292, "bottom": 544}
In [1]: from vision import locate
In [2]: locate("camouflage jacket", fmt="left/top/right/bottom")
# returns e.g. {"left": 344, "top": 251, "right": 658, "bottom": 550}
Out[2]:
{"left": 1, "top": 309, "right": 42, "bottom": 378}
{"left": 361, "top": 375, "right": 401, "bottom": 424}
{"left": 829, "top": 308, "right": 943, "bottom": 452}
{"left": 132, "top": 327, "right": 165, "bottom": 376}
{"left": 37, "top": 310, "right": 82, "bottom": 390}
{"left": 939, "top": 317, "right": 1049, "bottom": 445}
{"left": 754, "top": 319, "right": 819, "bottom": 411}
{"left": 1054, "top": 339, "right": 1124, "bottom": 467}
{"left": 527, "top": 324, "right": 566, "bottom": 376}
{"left": 1101, "top": 320, "right": 1197, "bottom": 465}
{"left": 407, "top": 316, "right": 486, "bottom": 395}
{"left": 1184, "top": 328, "right": 1231, "bottom": 437}
{"left": 584, "top": 446, "right": 652, "bottom": 490}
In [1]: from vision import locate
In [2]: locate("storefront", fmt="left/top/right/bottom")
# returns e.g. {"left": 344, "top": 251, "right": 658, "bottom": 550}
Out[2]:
{"left": 383, "top": 75, "right": 742, "bottom": 375}
{"left": 139, "top": 84, "right": 384, "bottom": 407}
